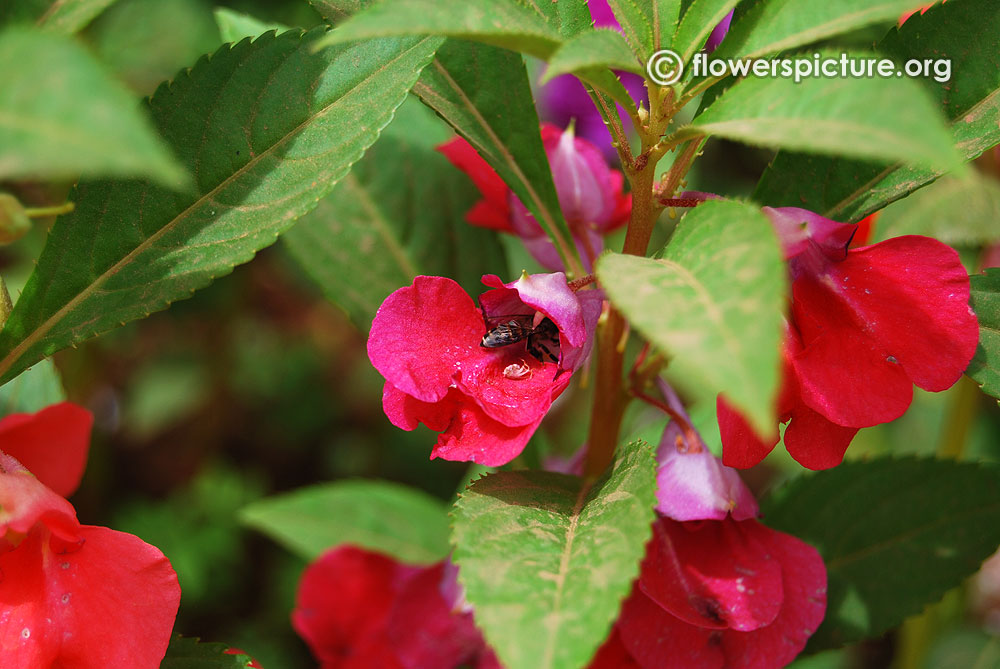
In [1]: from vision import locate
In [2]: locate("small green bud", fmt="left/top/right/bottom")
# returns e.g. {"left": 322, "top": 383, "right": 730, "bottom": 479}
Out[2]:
{"left": 0, "top": 193, "right": 31, "bottom": 244}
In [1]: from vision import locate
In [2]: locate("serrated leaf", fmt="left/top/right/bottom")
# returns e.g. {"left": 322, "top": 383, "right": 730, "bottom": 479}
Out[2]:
{"left": 754, "top": 0, "right": 1000, "bottom": 220}
{"left": 968, "top": 269, "right": 1000, "bottom": 404}
{"left": 673, "top": 0, "right": 738, "bottom": 63}
{"left": 873, "top": 174, "right": 1000, "bottom": 245}
{"left": 0, "top": 28, "right": 442, "bottom": 385}
{"left": 0, "top": 360, "right": 64, "bottom": 416}
{"left": 0, "top": 27, "right": 187, "bottom": 185}
{"left": 34, "top": 0, "right": 118, "bottom": 34}
{"left": 412, "top": 38, "right": 575, "bottom": 267}
{"left": 715, "top": 0, "right": 927, "bottom": 61}
{"left": 313, "top": 0, "right": 563, "bottom": 59}
{"left": 310, "top": 0, "right": 366, "bottom": 24}
{"left": 541, "top": 28, "right": 641, "bottom": 108}
{"left": 605, "top": 0, "right": 682, "bottom": 63}
{"left": 452, "top": 440, "right": 658, "bottom": 669}
{"left": 162, "top": 636, "right": 255, "bottom": 669}
{"left": 213, "top": 7, "right": 289, "bottom": 43}
{"left": 241, "top": 480, "right": 450, "bottom": 564}
{"left": 283, "top": 97, "right": 506, "bottom": 328}
{"left": 686, "top": 50, "right": 960, "bottom": 169}
{"left": 762, "top": 457, "right": 1000, "bottom": 651}
{"left": 596, "top": 199, "right": 786, "bottom": 435}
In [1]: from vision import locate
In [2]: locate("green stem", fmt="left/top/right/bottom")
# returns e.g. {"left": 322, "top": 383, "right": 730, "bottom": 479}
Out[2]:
{"left": 24, "top": 202, "right": 74, "bottom": 218}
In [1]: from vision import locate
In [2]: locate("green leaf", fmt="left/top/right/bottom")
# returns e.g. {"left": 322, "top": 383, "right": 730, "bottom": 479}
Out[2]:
{"left": 762, "top": 457, "right": 1000, "bottom": 651}
{"left": 0, "top": 27, "right": 187, "bottom": 185}
{"left": 716, "top": 0, "right": 927, "bottom": 61}
{"left": 873, "top": 174, "right": 1000, "bottom": 245}
{"left": 673, "top": 0, "right": 739, "bottom": 63}
{"left": 283, "top": 97, "right": 506, "bottom": 328}
{"left": 310, "top": 0, "right": 367, "bottom": 24}
{"left": 968, "top": 269, "right": 1000, "bottom": 404}
{"left": 241, "top": 479, "right": 450, "bottom": 564}
{"left": 452, "top": 440, "right": 658, "bottom": 669}
{"left": 213, "top": 7, "right": 289, "bottom": 43}
{"left": 0, "top": 28, "right": 442, "bottom": 385}
{"left": 686, "top": 51, "right": 960, "bottom": 169}
{"left": 605, "top": 0, "right": 682, "bottom": 63}
{"left": 162, "top": 636, "right": 255, "bottom": 669}
{"left": 34, "top": 0, "right": 118, "bottom": 34}
{"left": 596, "top": 200, "right": 786, "bottom": 435}
{"left": 0, "top": 360, "right": 64, "bottom": 416}
{"left": 313, "top": 0, "right": 563, "bottom": 59}
{"left": 541, "top": 28, "right": 640, "bottom": 107}
{"left": 754, "top": 0, "right": 1000, "bottom": 220}
{"left": 412, "top": 39, "right": 575, "bottom": 267}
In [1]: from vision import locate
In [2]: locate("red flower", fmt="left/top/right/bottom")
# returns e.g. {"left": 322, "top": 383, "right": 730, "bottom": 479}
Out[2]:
{"left": 0, "top": 406, "right": 180, "bottom": 668}
{"left": 0, "top": 402, "right": 92, "bottom": 497}
{"left": 719, "top": 207, "right": 979, "bottom": 470}
{"left": 368, "top": 273, "right": 601, "bottom": 466}
{"left": 594, "top": 517, "right": 826, "bottom": 669}
{"left": 293, "top": 546, "right": 498, "bottom": 669}
{"left": 438, "top": 124, "right": 630, "bottom": 270}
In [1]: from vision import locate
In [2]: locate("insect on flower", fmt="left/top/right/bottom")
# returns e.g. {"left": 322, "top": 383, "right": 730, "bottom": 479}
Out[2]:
{"left": 481, "top": 313, "right": 560, "bottom": 363}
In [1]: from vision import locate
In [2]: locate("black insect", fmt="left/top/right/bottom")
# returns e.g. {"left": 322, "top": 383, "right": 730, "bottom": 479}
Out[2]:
{"left": 480, "top": 314, "right": 560, "bottom": 364}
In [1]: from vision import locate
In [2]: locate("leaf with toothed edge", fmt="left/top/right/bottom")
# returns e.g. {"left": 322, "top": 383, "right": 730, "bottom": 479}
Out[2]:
{"left": 968, "top": 269, "right": 1000, "bottom": 405}
{"left": 161, "top": 635, "right": 257, "bottom": 668}
{"left": 451, "top": 440, "right": 658, "bottom": 669}
{"left": 0, "top": 27, "right": 442, "bottom": 385}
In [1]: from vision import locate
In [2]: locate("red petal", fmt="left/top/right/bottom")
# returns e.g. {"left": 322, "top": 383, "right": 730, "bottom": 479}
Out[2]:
{"left": 456, "top": 351, "right": 560, "bottom": 426}
{"left": 587, "top": 627, "right": 641, "bottom": 668}
{"left": 717, "top": 396, "right": 779, "bottom": 469}
{"left": 0, "top": 403, "right": 93, "bottom": 498}
{"left": 783, "top": 401, "right": 858, "bottom": 470}
{"left": 0, "top": 457, "right": 80, "bottom": 544}
{"left": 381, "top": 383, "right": 457, "bottom": 432}
{"left": 720, "top": 523, "right": 827, "bottom": 669}
{"left": 0, "top": 525, "right": 180, "bottom": 668}
{"left": 367, "top": 276, "right": 484, "bottom": 403}
{"left": 431, "top": 400, "right": 543, "bottom": 466}
{"left": 617, "top": 588, "right": 723, "bottom": 669}
{"left": 639, "top": 518, "right": 783, "bottom": 633}
{"left": 437, "top": 137, "right": 510, "bottom": 223}
{"left": 466, "top": 199, "right": 514, "bottom": 232}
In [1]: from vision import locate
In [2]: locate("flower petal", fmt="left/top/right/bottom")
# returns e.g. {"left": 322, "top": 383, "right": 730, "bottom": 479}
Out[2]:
{"left": 456, "top": 350, "right": 560, "bottom": 426}
{"left": 656, "top": 438, "right": 759, "bottom": 522}
{"left": 718, "top": 396, "right": 779, "bottom": 470}
{"left": 783, "top": 401, "right": 858, "bottom": 471}
{"left": 618, "top": 588, "right": 723, "bottom": 669}
{"left": 431, "top": 400, "right": 544, "bottom": 466}
{"left": 0, "top": 454, "right": 79, "bottom": 545}
{"left": 368, "top": 276, "right": 484, "bottom": 403}
{"left": 0, "top": 403, "right": 93, "bottom": 498}
{"left": 437, "top": 138, "right": 511, "bottom": 232}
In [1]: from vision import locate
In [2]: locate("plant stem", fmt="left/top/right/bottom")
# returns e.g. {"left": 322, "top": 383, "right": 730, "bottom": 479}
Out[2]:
{"left": 24, "top": 202, "right": 74, "bottom": 218}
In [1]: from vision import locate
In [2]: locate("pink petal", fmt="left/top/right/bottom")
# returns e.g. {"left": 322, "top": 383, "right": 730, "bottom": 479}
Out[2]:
{"left": 431, "top": 400, "right": 544, "bottom": 466}
{"left": 481, "top": 272, "right": 588, "bottom": 348}
{"left": 0, "top": 525, "right": 180, "bottom": 668}
{"left": 456, "top": 350, "right": 560, "bottom": 426}
{"left": 656, "top": 438, "right": 759, "bottom": 522}
{"left": 763, "top": 207, "right": 855, "bottom": 263}
{"left": 368, "top": 276, "right": 485, "bottom": 403}
{"left": 0, "top": 403, "right": 93, "bottom": 498}
{"left": 381, "top": 383, "right": 457, "bottom": 433}
{"left": 544, "top": 124, "right": 616, "bottom": 225}
{"left": 720, "top": 523, "right": 827, "bottom": 669}
{"left": 718, "top": 396, "right": 779, "bottom": 470}
{"left": 639, "top": 518, "right": 783, "bottom": 633}
{"left": 618, "top": 588, "right": 723, "bottom": 669}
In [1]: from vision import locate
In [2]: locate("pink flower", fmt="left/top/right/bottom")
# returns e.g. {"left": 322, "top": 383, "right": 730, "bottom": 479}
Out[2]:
{"left": 0, "top": 406, "right": 180, "bottom": 668}
{"left": 438, "top": 124, "right": 630, "bottom": 270}
{"left": 594, "top": 439, "right": 826, "bottom": 668}
{"left": 292, "top": 546, "right": 498, "bottom": 669}
{"left": 718, "top": 207, "right": 979, "bottom": 470}
{"left": 368, "top": 273, "right": 602, "bottom": 465}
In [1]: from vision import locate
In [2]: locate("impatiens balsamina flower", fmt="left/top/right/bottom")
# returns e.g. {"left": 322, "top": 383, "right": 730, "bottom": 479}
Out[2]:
{"left": 0, "top": 404, "right": 181, "bottom": 667}
{"left": 592, "top": 409, "right": 827, "bottom": 668}
{"left": 437, "top": 124, "right": 630, "bottom": 270}
{"left": 718, "top": 207, "right": 979, "bottom": 470}
{"left": 368, "top": 272, "right": 602, "bottom": 466}
{"left": 293, "top": 545, "right": 499, "bottom": 669}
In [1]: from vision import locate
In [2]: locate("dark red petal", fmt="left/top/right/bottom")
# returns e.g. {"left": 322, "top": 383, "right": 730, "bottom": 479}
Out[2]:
{"left": 828, "top": 237, "right": 978, "bottom": 392}
{"left": 720, "top": 522, "right": 827, "bottom": 669}
{"left": 791, "top": 272, "right": 914, "bottom": 426}
{"left": 431, "top": 400, "right": 543, "bottom": 466}
{"left": 618, "top": 588, "right": 723, "bottom": 669}
{"left": 717, "top": 396, "right": 779, "bottom": 470}
{"left": 0, "top": 403, "right": 93, "bottom": 498}
{"left": 456, "top": 350, "right": 560, "bottom": 426}
{"left": 639, "top": 518, "right": 783, "bottom": 632}
{"left": 437, "top": 137, "right": 511, "bottom": 222}
{"left": 587, "top": 627, "right": 641, "bottom": 668}
{"left": 293, "top": 546, "right": 416, "bottom": 667}
{"left": 0, "top": 525, "right": 180, "bottom": 668}
{"left": 368, "top": 276, "right": 484, "bottom": 403}
{"left": 782, "top": 401, "right": 858, "bottom": 470}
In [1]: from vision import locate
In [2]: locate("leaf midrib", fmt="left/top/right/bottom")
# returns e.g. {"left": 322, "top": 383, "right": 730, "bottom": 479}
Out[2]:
{"left": 0, "top": 36, "right": 437, "bottom": 378}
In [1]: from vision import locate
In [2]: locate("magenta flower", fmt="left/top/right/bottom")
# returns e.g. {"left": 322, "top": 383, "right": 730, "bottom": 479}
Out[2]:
{"left": 718, "top": 207, "right": 979, "bottom": 470}
{"left": 0, "top": 405, "right": 180, "bottom": 668}
{"left": 593, "top": 424, "right": 826, "bottom": 668}
{"left": 368, "top": 273, "right": 602, "bottom": 466}
{"left": 293, "top": 546, "right": 499, "bottom": 669}
{"left": 438, "top": 124, "right": 630, "bottom": 271}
